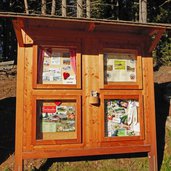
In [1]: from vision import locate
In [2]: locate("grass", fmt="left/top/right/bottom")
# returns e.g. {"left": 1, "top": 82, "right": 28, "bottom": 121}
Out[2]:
{"left": 40, "top": 157, "right": 149, "bottom": 171}
{"left": 160, "top": 128, "right": 171, "bottom": 171}
{"left": 27, "top": 127, "right": 171, "bottom": 171}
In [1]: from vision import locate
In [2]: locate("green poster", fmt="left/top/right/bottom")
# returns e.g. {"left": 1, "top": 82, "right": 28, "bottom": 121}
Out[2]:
{"left": 114, "top": 60, "right": 126, "bottom": 70}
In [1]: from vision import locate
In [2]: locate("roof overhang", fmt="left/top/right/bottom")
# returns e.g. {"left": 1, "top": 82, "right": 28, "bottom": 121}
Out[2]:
{"left": 1, "top": 12, "right": 171, "bottom": 53}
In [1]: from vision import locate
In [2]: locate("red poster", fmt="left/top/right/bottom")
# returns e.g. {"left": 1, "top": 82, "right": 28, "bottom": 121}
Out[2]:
{"left": 42, "top": 106, "right": 56, "bottom": 113}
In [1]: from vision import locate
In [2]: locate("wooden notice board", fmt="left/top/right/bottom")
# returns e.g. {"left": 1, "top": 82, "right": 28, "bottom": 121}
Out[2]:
{"left": 8, "top": 14, "right": 168, "bottom": 171}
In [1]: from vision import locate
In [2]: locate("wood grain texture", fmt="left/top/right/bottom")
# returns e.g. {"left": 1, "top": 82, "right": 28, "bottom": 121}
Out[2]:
{"left": 142, "top": 57, "right": 158, "bottom": 171}
{"left": 15, "top": 45, "right": 25, "bottom": 170}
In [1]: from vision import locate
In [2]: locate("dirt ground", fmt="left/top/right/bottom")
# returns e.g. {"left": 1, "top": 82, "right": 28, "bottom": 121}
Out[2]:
{"left": 0, "top": 65, "right": 171, "bottom": 170}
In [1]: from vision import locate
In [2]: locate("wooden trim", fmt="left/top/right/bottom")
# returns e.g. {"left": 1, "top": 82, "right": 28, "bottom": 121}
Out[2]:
{"left": 24, "top": 47, "right": 34, "bottom": 151}
{"left": 142, "top": 57, "right": 158, "bottom": 171}
{"left": 32, "top": 95, "right": 82, "bottom": 146}
{"left": 22, "top": 145, "right": 151, "bottom": 159}
{"left": 15, "top": 45, "right": 25, "bottom": 170}
{"left": 100, "top": 91, "right": 144, "bottom": 143}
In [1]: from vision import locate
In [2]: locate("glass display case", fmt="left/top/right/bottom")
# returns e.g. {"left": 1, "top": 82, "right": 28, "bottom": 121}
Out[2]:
{"left": 100, "top": 50, "right": 142, "bottom": 89}
{"left": 33, "top": 46, "right": 81, "bottom": 89}
{"left": 104, "top": 99, "right": 140, "bottom": 137}
{"left": 36, "top": 99, "right": 77, "bottom": 140}
{"left": 104, "top": 53, "right": 137, "bottom": 83}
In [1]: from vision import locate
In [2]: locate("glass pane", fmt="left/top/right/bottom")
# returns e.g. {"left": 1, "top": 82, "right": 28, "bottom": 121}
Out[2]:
{"left": 104, "top": 99, "right": 140, "bottom": 137}
{"left": 104, "top": 53, "right": 136, "bottom": 83}
{"left": 36, "top": 100, "right": 77, "bottom": 140}
{"left": 38, "top": 48, "right": 77, "bottom": 85}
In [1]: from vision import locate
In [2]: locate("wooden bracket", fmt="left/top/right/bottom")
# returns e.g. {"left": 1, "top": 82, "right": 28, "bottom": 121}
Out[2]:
{"left": 12, "top": 19, "right": 24, "bottom": 47}
{"left": 12, "top": 18, "right": 33, "bottom": 47}
{"left": 148, "top": 29, "right": 165, "bottom": 53}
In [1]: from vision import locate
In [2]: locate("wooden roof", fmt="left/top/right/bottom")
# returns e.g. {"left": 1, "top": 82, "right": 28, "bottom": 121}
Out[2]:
{"left": 1, "top": 12, "right": 171, "bottom": 32}
{"left": 1, "top": 12, "right": 171, "bottom": 52}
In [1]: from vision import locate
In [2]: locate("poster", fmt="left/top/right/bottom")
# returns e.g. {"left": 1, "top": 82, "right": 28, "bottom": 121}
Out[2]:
{"left": 39, "top": 101, "right": 76, "bottom": 133}
{"left": 104, "top": 53, "right": 136, "bottom": 82}
{"left": 40, "top": 48, "right": 76, "bottom": 85}
{"left": 105, "top": 99, "right": 140, "bottom": 137}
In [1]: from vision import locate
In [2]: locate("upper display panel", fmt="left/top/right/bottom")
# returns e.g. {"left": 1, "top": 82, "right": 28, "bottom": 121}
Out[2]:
{"left": 104, "top": 53, "right": 136, "bottom": 83}
{"left": 100, "top": 50, "right": 142, "bottom": 89}
{"left": 38, "top": 48, "right": 77, "bottom": 85}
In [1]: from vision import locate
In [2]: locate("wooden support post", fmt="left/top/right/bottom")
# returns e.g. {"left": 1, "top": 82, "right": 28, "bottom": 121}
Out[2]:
{"left": 15, "top": 45, "right": 25, "bottom": 171}
{"left": 143, "top": 57, "right": 158, "bottom": 171}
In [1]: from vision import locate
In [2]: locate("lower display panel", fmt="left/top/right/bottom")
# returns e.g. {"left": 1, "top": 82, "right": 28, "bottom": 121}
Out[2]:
{"left": 104, "top": 99, "right": 140, "bottom": 137}
{"left": 33, "top": 95, "right": 81, "bottom": 144}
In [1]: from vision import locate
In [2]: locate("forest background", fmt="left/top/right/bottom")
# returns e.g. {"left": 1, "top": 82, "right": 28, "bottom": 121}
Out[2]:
{"left": 0, "top": 0, "right": 171, "bottom": 67}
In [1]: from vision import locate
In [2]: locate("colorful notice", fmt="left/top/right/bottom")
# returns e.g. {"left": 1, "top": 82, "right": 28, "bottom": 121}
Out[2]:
{"left": 40, "top": 101, "right": 76, "bottom": 133}
{"left": 104, "top": 53, "right": 136, "bottom": 82}
{"left": 114, "top": 60, "right": 126, "bottom": 70}
{"left": 40, "top": 48, "right": 76, "bottom": 85}
{"left": 105, "top": 99, "right": 140, "bottom": 137}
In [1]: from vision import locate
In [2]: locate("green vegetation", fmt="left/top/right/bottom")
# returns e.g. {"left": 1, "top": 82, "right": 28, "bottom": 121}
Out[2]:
{"left": 160, "top": 128, "right": 171, "bottom": 171}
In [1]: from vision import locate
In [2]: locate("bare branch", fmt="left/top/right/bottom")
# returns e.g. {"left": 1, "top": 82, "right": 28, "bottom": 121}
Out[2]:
{"left": 160, "top": 0, "right": 171, "bottom": 7}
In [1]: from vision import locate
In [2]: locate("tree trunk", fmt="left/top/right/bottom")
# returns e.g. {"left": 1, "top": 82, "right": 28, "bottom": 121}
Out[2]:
{"left": 139, "top": 0, "right": 147, "bottom": 23}
{"left": 86, "top": 0, "right": 90, "bottom": 18}
{"left": 41, "top": 0, "right": 47, "bottom": 15}
{"left": 62, "top": 0, "right": 66, "bottom": 17}
{"left": 51, "top": 0, "right": 56, "bottom": 15}
{"left": 77, "top": 0, "right": 83, "bottom": 18}
{"left": 24, "top": 0, "right": 29, "bottom": 14}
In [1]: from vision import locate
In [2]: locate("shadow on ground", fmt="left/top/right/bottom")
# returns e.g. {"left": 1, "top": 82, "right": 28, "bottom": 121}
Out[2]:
{"left": 155, "top": 82, "right": 170, "bottom": 170}
{"left": 0, "top": 97, "right": 16, "bottom": 164}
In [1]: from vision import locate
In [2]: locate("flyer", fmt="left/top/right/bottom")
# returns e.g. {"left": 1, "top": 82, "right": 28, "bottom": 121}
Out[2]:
{"left": 41, "top": 48, "right": 76, "bottom": 85}
{"left": 40, "top": 101, "right": 76, "bottom": 133}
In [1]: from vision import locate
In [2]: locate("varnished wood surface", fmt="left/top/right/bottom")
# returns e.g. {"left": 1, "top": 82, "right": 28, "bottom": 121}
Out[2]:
{"left": 14, "top": 19, "right": 159, "bottom": 171}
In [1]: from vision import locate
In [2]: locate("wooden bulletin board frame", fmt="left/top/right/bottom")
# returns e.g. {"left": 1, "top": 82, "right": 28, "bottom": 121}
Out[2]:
{"left": 100, "top": 90, "right": 144, "bottom": 143}
{"left": 33, "top": 45, "right": 82, "bottom": 89}
{"left": 99, "top": 49, "right": 142, "bottom": 89}
{"left": 32, "top": 95, "right": 82, "bottom": 145}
